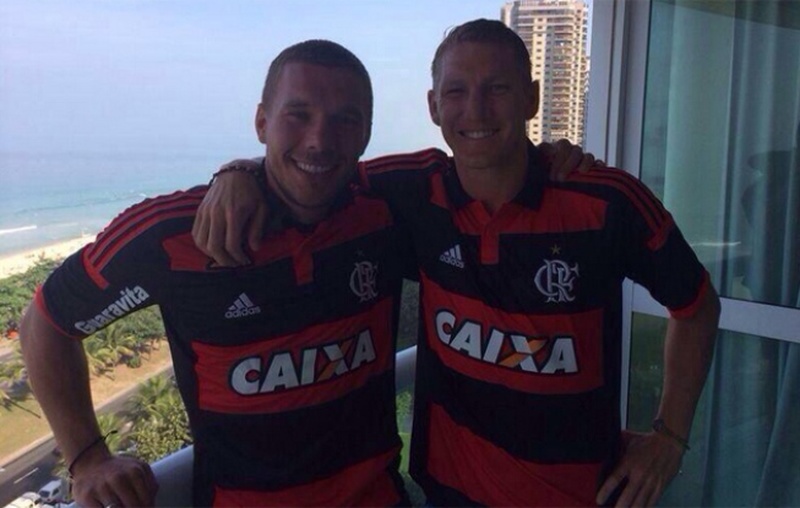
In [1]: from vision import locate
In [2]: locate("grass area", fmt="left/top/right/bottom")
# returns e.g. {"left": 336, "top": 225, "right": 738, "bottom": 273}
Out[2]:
{"left": 0, "top": 344, "right": 172, "bottom": 462}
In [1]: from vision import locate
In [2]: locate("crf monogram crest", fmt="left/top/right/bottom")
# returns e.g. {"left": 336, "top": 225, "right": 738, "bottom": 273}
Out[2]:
{"left": 534, "top": 259, "right": 579, "bottom": 303}
{"left": 350, "top": 261, "right": 378, "bottom": 302}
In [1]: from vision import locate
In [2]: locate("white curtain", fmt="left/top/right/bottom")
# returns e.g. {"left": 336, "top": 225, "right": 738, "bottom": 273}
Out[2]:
{"left": 641, "top": 1, "right": 800, "bottom": 505}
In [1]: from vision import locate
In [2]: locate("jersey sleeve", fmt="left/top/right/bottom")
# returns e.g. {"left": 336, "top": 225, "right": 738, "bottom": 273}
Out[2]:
{"left": 36, "top": 189, "right": 203, "bottom": 339}
{"left": 611, "top": 171, "right": 710, "bottom": 318}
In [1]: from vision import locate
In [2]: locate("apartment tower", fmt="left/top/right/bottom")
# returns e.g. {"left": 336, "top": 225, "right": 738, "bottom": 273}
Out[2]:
{"left": 501, "top": 0, "right": 590, "bottom": 145}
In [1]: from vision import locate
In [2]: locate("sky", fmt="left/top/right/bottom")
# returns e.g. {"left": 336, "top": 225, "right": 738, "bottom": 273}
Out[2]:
{"left": 0, "top": 0, "right": 543, "bottom": 161}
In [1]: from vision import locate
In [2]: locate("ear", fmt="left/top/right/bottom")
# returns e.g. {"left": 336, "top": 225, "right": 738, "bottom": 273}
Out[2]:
{"left": 427, "top": 89, "right": 441, "bottom": 126}
{"left": 360, "top": 121, "right": 372, "bottom": 157}
{"left": 526, "top": 80, "right": 540, "bottom": 120}
{"left": 255, "top": 103, "right": 268, "bottom": 145}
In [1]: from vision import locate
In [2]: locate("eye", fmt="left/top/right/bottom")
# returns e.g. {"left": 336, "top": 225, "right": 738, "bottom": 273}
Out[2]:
{"left": 286, "top": 110, "right": 309, "bottom": 122}
{"left": 335, "top": 113, "right": 363, "bottom": 127}
{"left": 444, "top": 87, "right": 465, "bottom": 97}
{"left": 489, "top": 83, "right": 510, "bottom": 94}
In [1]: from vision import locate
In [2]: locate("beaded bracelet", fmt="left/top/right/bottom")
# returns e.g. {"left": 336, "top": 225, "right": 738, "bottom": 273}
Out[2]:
{"left": 652, "top": 418, "right": 690, "bottom": 451}
{"left": 209, "top": 161, "right": 269, "bottom": 198}
{"left": 67, "top": 430, "right": 118, "bottom": 479}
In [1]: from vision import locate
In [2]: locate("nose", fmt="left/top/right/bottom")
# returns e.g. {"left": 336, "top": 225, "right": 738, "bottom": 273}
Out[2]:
{"left": 305, "top": 116, "right": 336, "bottom": 154}
{"left": 465, "top": 90, "right": 489, "bottom": 121}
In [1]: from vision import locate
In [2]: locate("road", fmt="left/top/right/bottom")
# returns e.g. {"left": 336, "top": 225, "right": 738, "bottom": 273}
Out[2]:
{"left": 0, "top": 438, "right": 59, "bottom": 505}
{"left": 0, "top": 366, "right": 173, "bottom": 506}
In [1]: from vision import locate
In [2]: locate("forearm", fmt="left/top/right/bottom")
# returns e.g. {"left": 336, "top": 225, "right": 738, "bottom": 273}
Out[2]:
{"left": 20, "top": 305, "right": 108, "bottom": 468}
{"left": 657, "top": 286, "right": 720, "bottom": 439}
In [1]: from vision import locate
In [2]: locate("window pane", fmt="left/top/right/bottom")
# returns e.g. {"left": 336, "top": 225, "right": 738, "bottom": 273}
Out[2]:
{"left": 640, "top": 0, "right": 800, "bottom": 309}
{"left": 630, "top": 313, "right": 800, "bottom": 506}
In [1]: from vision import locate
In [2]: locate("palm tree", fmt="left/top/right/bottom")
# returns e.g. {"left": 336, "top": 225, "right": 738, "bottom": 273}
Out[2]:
{"left": 96, "top": 413, "right": 127, "bottom": 453}
{"left": 127, "top": 374, "right": 173, "bottom": 421}
{"left": 83, "top": 336, "right": 118, "bottom": 378}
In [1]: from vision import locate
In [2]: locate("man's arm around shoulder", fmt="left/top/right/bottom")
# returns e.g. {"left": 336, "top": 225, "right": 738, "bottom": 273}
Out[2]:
{"left": 20, "top": 303, "right": 158, "bottom": 507}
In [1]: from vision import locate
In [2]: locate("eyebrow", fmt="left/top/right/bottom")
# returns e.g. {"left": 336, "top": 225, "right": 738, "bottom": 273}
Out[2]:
{"left": 283, "top": 100, "right": 310, "bottom": 109}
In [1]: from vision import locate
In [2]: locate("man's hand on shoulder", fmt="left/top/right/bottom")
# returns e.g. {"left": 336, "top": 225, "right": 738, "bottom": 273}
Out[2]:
{"left": 70, "top": 449, "right": 158, "bottom": 508}
{"left": 540, "top": 138, "right": 606, "bottom": 182}
{"left": 596, "top": 430, "right": 684, "bottom": 507}
{"left": 192, "top": 159, "right": 267, "bottom": 267}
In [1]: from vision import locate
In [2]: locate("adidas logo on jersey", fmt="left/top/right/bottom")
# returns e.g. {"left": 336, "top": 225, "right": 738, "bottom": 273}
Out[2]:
{"left": 439, "top": 244, "right": 465, "bottom": 268}
{"left": 225, "top": 293, "right": 261, "bottom": 319}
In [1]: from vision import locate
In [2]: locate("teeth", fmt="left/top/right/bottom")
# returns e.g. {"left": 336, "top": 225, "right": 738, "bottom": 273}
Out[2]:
{"left": 295, "top": 161, "right": 334, "bottom": 174}
{"left": 462, "top": 130, "right": 495, "bottom": 139}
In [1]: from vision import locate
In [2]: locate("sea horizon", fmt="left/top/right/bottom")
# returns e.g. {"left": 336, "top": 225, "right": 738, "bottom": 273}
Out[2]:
{"left": 0, "top": 151, "right": 225, "bottom": 257}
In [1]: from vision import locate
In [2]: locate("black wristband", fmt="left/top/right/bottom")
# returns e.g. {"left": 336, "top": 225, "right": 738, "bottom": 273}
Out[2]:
{"left": 67, "top": 430, "right": 118, "bottom": 479}
{"left": 652, "top": 418, "right": 690, "bottom": 451}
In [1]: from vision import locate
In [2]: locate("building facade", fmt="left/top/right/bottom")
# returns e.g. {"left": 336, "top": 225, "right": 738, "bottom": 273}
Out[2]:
{"left": 501, "top": 0, "right": 590, "bottom": 145}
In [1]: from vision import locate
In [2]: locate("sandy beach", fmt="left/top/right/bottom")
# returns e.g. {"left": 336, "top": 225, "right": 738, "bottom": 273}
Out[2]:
{"left": 0, "top": 235, "right": 97, "bottom": 280}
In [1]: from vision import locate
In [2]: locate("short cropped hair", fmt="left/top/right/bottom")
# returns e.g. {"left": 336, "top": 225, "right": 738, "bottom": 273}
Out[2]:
{"left": 261, "top": 40, "right": 373, "bottom": 124}
{"left": 431, "top": 19, "right": 532, "bottom": 86}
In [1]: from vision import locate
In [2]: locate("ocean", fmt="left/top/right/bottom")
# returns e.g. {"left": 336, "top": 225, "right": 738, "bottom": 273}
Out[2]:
{"left": 0, "top": 152, "right": 225, "bottom": 257}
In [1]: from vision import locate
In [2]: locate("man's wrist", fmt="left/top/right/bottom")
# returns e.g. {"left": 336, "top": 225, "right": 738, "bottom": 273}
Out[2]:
{"left": 68, "top": 431, "right": 116, "bottom": 478}
{"left": 210, "top": 160, "right": 266, "bottom": 186}
{"left": 652, "top": 418, "right": 690, "bottom": 451}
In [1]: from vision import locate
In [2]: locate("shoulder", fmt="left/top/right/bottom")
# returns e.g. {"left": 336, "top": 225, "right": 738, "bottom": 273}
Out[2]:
{"left": 84, "top": 187, "right": 206, "bottom": 264}
{"left": 562, "top": 167, "right": 666, "bottom": 210}
{"left": 562, "top": 167, "right": 676, "bottom": 247}
{"left": 360, "top": 147, "right": 450, "bottom": 177}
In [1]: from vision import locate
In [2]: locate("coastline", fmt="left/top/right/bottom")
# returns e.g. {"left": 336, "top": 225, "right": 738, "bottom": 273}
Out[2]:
{"left": 0, "top": 234, "right": 97, "bottom": 280}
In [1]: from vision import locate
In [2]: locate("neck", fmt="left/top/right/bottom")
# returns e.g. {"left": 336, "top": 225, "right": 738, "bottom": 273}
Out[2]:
{"left": 454, "top": 147, "right": 528, "bottom": 214}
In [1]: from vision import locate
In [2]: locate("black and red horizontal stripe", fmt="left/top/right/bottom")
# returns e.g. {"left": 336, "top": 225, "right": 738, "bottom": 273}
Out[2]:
{"left": 81, "top": 189, "right": 204, "bottom": 287}
{"left": 359, "top": 148, "right": 448, "bottom": 183}
{"left": 568, "top": 169, "right": 675, "bottom": 250}
{"left": 420, "top": 272, "right": 605, "bottom": 395}
{"left": 212, "top": 448, "right": 402, "bottom": 507}
{"left": 425, "top": 403, "right": 602, "bottom": 507}
{"left": 191, "top": 298, "right": 394, "bottom": 414}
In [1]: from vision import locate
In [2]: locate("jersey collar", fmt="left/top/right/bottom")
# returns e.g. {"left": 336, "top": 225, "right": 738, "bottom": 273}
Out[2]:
{"left": 442, "top": 140, "right": 547, "bottom": 210}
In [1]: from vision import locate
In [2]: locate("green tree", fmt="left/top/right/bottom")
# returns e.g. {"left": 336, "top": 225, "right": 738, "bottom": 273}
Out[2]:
{"left": 0, "top": 340, "right": 31, "bottom": 409}
{"left": 129, "top": 377, "right": 191, "bottom": 463}
{"left": 0, "top": 257, "right": 61, "bottom": 327}
{"left": 127, "top": 374, "right": 173, "bottom": 420}
{"left": 82, "top": 335, "right": 119, "bottom": 378}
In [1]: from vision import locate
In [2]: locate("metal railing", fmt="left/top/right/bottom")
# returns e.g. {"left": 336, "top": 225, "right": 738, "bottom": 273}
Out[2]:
{"left": 133, "top": 346, "right": 417, "bottom": 507}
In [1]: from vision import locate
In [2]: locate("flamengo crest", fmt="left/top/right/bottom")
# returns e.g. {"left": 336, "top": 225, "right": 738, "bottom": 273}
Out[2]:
{"left": 534, "top": 259, "right": 579, "bottom": 303}
{"left": 350, "top": 261, "right": 378, "bottom": 302}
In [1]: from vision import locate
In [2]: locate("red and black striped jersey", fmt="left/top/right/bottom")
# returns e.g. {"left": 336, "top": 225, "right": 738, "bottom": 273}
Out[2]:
{"left": 36, "top": 184, "right": 411, "bottom": 507}
{"left": 361, "top": 142, "right": 709, "bottom": 506}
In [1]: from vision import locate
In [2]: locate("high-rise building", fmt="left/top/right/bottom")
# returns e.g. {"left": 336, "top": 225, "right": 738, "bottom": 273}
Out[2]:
{"left": 501, "top": 0, "right": 590, "bottom": 145}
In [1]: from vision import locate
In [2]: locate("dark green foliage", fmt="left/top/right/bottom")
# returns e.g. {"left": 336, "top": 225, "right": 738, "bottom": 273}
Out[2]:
{"left": 0, "top": 340, "right": 30, "bottom": 408}
{"left": 127, "top": 376, "right": 191, "bottom": 463}
{"left": 397, "top": 280, "right": 419, "bottom": 350}
{"left": 0, "top": 258, "right": 61, "bottom": 334}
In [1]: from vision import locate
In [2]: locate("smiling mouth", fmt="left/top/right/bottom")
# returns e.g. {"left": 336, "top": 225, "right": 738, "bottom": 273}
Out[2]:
{"left": 460, "top": 129, "right": 498, "bottom": 139}
{"left": 294, "top": 160, "right": 336, "bottom": 175}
